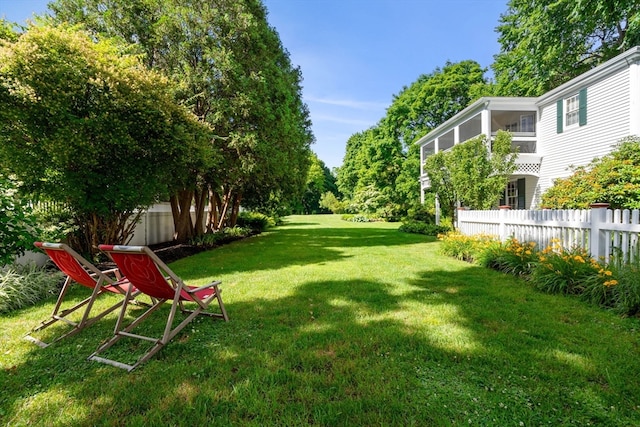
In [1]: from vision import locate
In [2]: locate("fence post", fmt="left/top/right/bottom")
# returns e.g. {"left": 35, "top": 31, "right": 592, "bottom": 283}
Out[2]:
{"left": 590, "top": 203, "right": 610, "bottom": 259}
{"left": 499, "top": 205, "right": 510, "bottom": 242}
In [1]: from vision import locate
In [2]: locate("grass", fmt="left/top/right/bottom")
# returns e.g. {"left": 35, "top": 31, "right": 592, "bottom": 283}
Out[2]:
{"left": 2, "top": 214, "right": 640, "bottom": 425}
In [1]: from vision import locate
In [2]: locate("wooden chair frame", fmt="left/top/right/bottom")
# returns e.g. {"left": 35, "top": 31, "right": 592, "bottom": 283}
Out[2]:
{"left": 26, "top": 242, "right": 136, "bottom": 348}
{"left": 89, "top": 245, "right": 228, "bottom": 371}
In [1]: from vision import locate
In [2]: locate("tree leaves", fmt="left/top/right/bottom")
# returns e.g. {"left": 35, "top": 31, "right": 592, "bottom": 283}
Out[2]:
{"left": 493, "top": 0, "right": 640, "bottom": 96}
{"left": 0, "top": 25, "right": 211, "bottom": 253}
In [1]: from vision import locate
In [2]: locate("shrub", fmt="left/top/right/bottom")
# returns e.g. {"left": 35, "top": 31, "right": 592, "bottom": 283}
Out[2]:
{"left": 0, "top": 176, "right": 39, "bottom": 266}
{"left": 236, "top": 211, "right": 274, "bottom": 233}
{"left": 189, "top": 226, "right": 252, "bottom": 248}
{"left": 319, "top": 192, "right": 346, "bottom": 214}
{"left": 477, "top": 237, "right": 539, "bottom": 276}
{"left": 438, "top": 232, "right": 497, "bottom": 263}
{"left": 32, "top": 202, "right": 78, "bottom": 243}
{"left": 398, "top": 221, "right": 450, "bottom": 236}
{"left": 605, "top": 257, "right": 640, "bottom": 316}
{"left": 0, "top": 264, "right": 62, "bottom": 313}
{"left": 341, "top": 214, "right": 376, "bottom": 223}
{"left": 531, "top": 240, "right": 601, "bottom": 295}
{"left": 404, "top": 204, "right": 436, "bottom": 224}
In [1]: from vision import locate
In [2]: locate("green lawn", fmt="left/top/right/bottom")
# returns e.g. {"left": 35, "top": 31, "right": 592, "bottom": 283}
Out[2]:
{"left": 2, "top": 214, "right": 640, "bottom": 426}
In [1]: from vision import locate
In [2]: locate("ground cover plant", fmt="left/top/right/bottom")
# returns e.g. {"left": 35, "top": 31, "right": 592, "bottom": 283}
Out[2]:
{"left": 440, "top": 231, "right": 640, "bottom": 317}
{"left": 2, "top": 215, "right": 640, "bottom": 425}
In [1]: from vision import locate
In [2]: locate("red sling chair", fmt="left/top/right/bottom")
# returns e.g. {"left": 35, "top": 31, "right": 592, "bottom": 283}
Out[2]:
{"left": 89, "top": 245, "right": 228, "bottom": 371}
{"left": 26, "top": 242, "right": 137, "bottom": 347}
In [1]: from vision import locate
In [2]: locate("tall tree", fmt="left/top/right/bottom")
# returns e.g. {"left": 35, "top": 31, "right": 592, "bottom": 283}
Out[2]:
{"left": 384, "top": 60, "right": 488, "bottom": 148}
{"left": 338, "top": 60, "right": 489, "bottom": 218}
{"left": 493, "top": 0, "right": 640, "bottom": 96}
{"left": 0, "top": 25, "right": 211, "bottom": 255}
{"left": 49, "top": 0, "right": 313, "bottom": 238}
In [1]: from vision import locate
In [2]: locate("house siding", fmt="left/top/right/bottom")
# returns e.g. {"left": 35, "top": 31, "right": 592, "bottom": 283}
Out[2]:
{"left": 536, "top": 66, "right": 632, "bottom": 200}
{"left": 417, "top": 47, "right": 640, "bottom": 212}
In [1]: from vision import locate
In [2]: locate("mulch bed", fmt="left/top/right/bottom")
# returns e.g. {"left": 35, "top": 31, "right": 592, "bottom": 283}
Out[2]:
{"left": 147, "top": 241, "right": 208, "bottom": 264}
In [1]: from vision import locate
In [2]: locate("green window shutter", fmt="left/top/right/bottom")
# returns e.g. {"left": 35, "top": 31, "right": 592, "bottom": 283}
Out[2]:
{"left": 579, "top": 88, "right": 587, "bottom": 126}
{"left": 556, "top": 99, "right": 563, "bottom": 133}
{"left": 517, "top": 178, "right": 526, "bottom": 209}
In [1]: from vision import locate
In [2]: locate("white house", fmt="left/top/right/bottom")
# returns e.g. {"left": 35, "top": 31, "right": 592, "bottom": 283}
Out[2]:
{"left": 417, "top": 46, "right": 640, "bottom": 210}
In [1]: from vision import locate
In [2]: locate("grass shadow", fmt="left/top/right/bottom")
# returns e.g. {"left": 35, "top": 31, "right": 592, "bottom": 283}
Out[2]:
{"left": 3, "top": 215, "right": 640, "bottom": 425}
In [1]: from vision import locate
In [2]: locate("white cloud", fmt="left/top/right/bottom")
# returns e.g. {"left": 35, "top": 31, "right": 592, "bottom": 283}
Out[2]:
{"left": 312, "top": 114, "right": 377, "bottom": 127}
{"left": 305, "top": 96, "right": 388, "bottom": 112}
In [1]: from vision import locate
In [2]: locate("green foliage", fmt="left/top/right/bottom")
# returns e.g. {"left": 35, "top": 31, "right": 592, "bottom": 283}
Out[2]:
{"left": 385, "top": 60, "right": 488, "bottom": 147}
{"left": 607, "top": 257, "right": 640, "bottom": 316}
{"left": 0, "top": 264, "right": 62, "bottom": 313}
{"left": 319, "top": 191, "right": 346, "bottom": 214}
{"left": 350, "top": 184, "right": 391, "bottom": 216}
{"left": 188, "top": 226, "right": 252, "bottom": 248}
{"left": 340, "top": 214, "right": 377, "bottom": 223}
{"left": 493, "top": 0, "right": 640, "bottom": 96}
{"left": 438, "top": 232, "right": 498, "bottom": 263}
{"left": 398, "top": 221, "right": 450, "bottom": 236}
{"left": 399, "top": 203, "right": 450, "bottom": 236}
{"left": 442, "top": 231, "right": 640, "bottom": 317}
{"left": 542, "top": 136, "right": 640, "bottom": 209}
{"left": 299, "top": 153, "right": 339, "bottom": 214}
{"left": 31, "top": 201, "right": 78, "bottom": 243}
{"left": 424, "top": 131, "right": 517, "bottom": 220}
{"left": 337, "top": 60, "right": 489, "bottom": 220}
{"left": 236, "top": 211, "right": 274, "bottom": 233}
{"left": 476, "top": 237, "right": 539, "bottom": 276}
{"left": 0, "top": 176, "right": 39, "bottom": 266}
{"left": 0, "top": 19, "right": 18, "bottom": 42}
{"left": 532, "top": 242, "right": 607, "bottom": 295}
{"left": 0, "top": 24, "right": 211, "bottom": 254}
{"left": 404, "top": 203, "right": 436, "bottom": 223}
{"left": 49, "top": 0, "right": 314, "bottom": 233}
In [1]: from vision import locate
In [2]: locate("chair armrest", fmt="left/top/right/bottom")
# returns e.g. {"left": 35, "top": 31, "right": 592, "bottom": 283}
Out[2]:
{"left": 184, "top": 280, "right": 222, "bottom": 294}
{"left": 102, "top": 268, "right": 123, "bottom": 280}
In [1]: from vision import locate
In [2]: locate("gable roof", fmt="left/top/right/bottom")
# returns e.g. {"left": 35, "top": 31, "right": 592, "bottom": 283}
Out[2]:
{"left": 416, "top": 46, "right": 640, "bottom": 146}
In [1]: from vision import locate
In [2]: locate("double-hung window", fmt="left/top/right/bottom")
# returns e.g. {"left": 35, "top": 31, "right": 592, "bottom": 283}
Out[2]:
{"left": 557, "top": 88, "right": 587, "bottom": 133}
{"left": 565, "top": 94, "right": 580, "bottom": 127}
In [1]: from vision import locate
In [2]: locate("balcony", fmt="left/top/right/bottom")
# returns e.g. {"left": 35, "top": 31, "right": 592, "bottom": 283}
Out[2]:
{"left": 514, "top": 154, "right": 542, "bottom": 176}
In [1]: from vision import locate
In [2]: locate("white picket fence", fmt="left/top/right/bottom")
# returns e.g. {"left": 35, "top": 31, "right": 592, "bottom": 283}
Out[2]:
{"left": 457, "top": 204, "right": 640, "bottom": 262}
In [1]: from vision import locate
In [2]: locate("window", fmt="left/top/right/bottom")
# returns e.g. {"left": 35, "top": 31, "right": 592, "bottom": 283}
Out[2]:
{"left": 520, "top": 114, "right": 535, "bottom": 132}
{"left": 557, "top": 88, "right": 587, "bottom": 133}
{"left": 500, "top": 178, "right": 526, "bottom": 209}
{"left": 505, "top": 181, "right": 518, "bottom": 210}
{"left": 565, "top": 94, "right": 580, "bottom": 127}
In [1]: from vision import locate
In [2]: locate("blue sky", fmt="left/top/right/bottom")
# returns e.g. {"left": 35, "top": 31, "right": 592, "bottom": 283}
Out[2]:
{"left": 1, "top": 0, "right": 508, "bottom": 169}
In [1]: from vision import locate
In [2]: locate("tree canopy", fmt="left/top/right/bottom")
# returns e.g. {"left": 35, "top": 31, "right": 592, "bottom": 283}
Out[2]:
{"left": 298, "top": 152, "right": 338, "bottom": 215}
{"left": 336, "top": 60, "right": 489, "bottom": 219}
{"left": 49, "top": 0, "right": 314, "bottom": 236}
{"left": 493, "top": 0, "right": 640, "bottom": 96}
{"left": 0, "top": 24, "right": 211, "bottom": 254}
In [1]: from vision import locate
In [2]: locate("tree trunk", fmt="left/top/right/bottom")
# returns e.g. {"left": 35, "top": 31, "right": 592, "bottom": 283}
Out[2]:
{"left": 206, "top": 187, "right": 221, "bottom": 233}
{"left": 229, "top": 193, "right": 242, "bottom": 227}
{"left": 193, "top": 186, "right": 207, "bottom": 236}
{"left": 170, "top": 189, "right": 195, "bottom": 242}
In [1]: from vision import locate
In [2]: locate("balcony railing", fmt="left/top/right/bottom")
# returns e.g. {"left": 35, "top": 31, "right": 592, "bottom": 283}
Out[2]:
{"left": 514, "top": 154, "right": 542, "bottom": 176}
